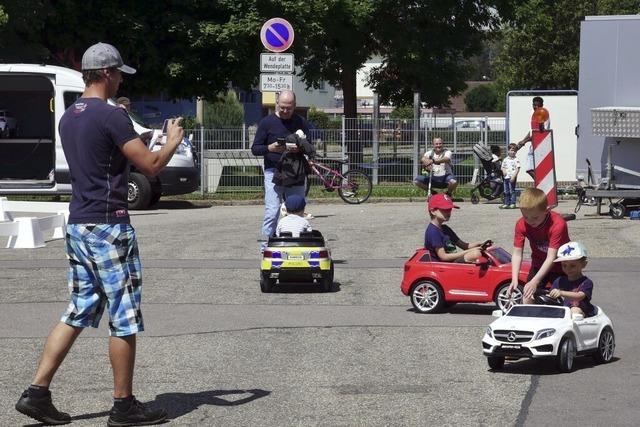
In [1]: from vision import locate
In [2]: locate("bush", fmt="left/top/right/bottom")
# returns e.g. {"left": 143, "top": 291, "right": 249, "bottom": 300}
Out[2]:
{"left": 308, "top": 107, "right": 329, "bottom": 129}
{"left": 464, "top": 84, "right": 498, "bottom": 112}
{"left": 204, "top": 90, "right": 244, "bottom": 128}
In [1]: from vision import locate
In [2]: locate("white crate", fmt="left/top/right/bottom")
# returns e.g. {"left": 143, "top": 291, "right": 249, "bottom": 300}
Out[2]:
{"left": 592, "top": 107, "right": 640, "bottom": 138}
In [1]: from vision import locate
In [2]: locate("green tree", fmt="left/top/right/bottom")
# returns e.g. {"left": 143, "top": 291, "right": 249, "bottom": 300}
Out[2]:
{"left": 204, "top": 90, "right": 245, "bottom": 128}
{"left": 494, "top": 0, "right": 640, "bottom": 109}
{"left": 464, "top": 84, "right": 498, "bottom": 112}
{"left": 390, "top": 105, "right": 414, "bottom": 120}
{"left": 307, "top": 107, "right": 329, "bottom": 129}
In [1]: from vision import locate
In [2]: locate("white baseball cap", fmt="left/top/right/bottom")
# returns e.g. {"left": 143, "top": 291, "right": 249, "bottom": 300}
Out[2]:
{"left": 554, "top": 241, "right": 588, "bottom": 262}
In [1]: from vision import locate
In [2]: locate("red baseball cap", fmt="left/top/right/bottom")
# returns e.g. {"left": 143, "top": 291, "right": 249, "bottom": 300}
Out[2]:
{"left": 428, "top": 193, "right": 459, "bottom": 210}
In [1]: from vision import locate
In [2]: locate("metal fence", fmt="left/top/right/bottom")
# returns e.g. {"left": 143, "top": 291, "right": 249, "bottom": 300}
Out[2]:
{"left": 187, "top": 115, "right": 506, "bottom": 194}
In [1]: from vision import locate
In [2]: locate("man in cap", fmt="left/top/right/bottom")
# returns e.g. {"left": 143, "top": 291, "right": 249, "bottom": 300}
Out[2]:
{"left": 15, "top": 42, "right": 181, "bottom": 426}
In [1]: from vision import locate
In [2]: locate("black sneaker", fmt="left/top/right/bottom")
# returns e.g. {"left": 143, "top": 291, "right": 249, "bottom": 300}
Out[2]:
{"left": 107, "top": 397, "right": 167, "bottom": 427}
{"left": 15, "top": 388, "right": 71, "bottom": 425}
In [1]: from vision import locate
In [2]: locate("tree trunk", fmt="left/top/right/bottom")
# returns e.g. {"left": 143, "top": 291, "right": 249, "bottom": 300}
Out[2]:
{"left": 341, "top": 68, "right": 363, "bottom": 166}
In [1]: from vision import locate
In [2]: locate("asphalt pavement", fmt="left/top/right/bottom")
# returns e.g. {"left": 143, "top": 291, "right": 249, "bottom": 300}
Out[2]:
{"left": 1, "top": 198, "right": 639, "bottom": 426}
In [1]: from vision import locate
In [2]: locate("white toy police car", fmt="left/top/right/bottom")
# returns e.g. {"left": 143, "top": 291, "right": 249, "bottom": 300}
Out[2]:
{"left": 482, "top": 303, "right": 615, "bottom": 372}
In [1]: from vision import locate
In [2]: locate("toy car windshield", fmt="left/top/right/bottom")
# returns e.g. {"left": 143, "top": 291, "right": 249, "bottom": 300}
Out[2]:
{"left": 268, "top": 230, "right": 326, "bottom": 247}
{"left": 506, "top": 305, "right": 565, "bottom": 318}
{"left": 487, "top": 247, "right": 511, "bottom": 264}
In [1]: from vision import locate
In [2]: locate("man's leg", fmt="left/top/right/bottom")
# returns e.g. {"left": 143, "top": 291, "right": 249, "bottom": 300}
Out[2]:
{"left": 32, "top": 323, "right": 83, "bottom": 386}
{"left": 413, "top": 175, "right": 429, "bottom": 191}
{"left": 261, "top": 168, "right": 281, "bottom": 245}
{"left": 15, "top": 322, "right": 80, "bottom": 425}
{"left": 109, "top": 335, "right": 136, "bottom": 398}
{"left": 446, "top": 178, "right": 457, "bottom": 196}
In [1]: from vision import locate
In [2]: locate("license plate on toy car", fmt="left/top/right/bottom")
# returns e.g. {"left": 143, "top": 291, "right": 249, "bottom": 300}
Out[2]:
{"left": 501, "top": 344, "right": 521, "bottom": 350}
{"left": 287, "top": 254, "right": 304, "bottom": 260}
{"left": 285, "top": 261, "right": 307, "bottom": 267}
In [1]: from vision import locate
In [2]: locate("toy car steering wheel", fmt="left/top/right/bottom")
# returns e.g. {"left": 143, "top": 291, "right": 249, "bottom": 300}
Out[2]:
{"left": 534, "top": 289, "right": 563, "bottom": 306}
{"left": 480, "top": 240, "right": 493, "bottom": 251}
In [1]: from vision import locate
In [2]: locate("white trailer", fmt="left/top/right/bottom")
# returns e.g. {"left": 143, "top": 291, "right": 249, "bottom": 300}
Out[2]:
{"left": 577, "top": 15, "right": 640, "bottom": 217}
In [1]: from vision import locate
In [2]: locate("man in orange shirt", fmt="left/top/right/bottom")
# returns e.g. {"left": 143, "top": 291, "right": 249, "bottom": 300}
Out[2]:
{"left": 516, "top": 96, "right": 550, "bottom": 180}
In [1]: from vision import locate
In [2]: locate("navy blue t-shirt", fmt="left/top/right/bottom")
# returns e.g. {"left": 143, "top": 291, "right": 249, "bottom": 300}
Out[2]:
{"left": 59, "top": 98, "right": 138, "bottom": 224}
{"left": 251, "top": 113, "right": 310, "bottom": 170}
{"left": 551, "top": 275, "right": 596, "bottom": 317}
{"left": 424, "top": 223, "right": 460, "bottom": 261}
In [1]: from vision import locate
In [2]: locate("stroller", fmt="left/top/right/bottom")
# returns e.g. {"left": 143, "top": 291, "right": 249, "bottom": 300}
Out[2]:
{"left": 470, "top": 143, "right": 504, "bottom": 204}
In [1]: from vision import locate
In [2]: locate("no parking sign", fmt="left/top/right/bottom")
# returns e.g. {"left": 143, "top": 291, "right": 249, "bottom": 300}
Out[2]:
{"left": 260, "top": 18, "right": 294, "bottom": 53}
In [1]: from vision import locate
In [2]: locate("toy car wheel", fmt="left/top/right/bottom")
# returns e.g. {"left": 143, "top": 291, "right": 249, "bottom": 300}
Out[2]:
{"left": 321, "top": 265, "right": 334, "bottom": 292}
{"left": 260, "top": 274, "right": 276, "bottom": 293}
{"left": 593, "top": 326, "right": 615, "bottom": 364}
{"left": 410, "top": 280, "right": 444, "bottom": 313}
{"left": 556, "top": 335, "right": 577, "bottom": 373}
{"left": 487, "top": 356, "right": 505, "bottom": 370}
{"left": 470, "top": 193, "right": 480, "bottom": 204}
{"left": 495, "top": 283, "right": 523, "bottom": 313}
{"left": 609, "top": 203, "right": 625, "bottom": 219}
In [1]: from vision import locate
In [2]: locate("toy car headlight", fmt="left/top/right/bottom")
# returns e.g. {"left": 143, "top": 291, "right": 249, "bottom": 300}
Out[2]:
{"left": 534, "top": 328, "right": 556, "bottom": 340}
{"left": 485, "top": 327, "right": 493, "bottom": 338}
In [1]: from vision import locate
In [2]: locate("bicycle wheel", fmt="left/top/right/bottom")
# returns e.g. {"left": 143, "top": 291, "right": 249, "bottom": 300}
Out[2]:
{"left": 338, "top": 170, "right": 372, "bottom": 204}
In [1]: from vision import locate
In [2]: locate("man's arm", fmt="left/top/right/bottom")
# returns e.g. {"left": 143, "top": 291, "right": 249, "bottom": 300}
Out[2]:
{"left": 432, "top": 150, "right": 452, "bottom": 165}
{"left": 251, "top": 121, "right": 285, "bottom": 157}
{"left": 120, "top": 118, "right": 184, "bottom": 176}
{"left": 516, "top": 133, "right": 531, "bottom": 150}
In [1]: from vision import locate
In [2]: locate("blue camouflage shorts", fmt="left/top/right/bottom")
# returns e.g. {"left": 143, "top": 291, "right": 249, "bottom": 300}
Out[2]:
{"left": 61, "top": 223, "right": 144, "bottom": 337}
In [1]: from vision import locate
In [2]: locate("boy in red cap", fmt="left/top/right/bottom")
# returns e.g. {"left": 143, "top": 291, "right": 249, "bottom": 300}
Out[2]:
{"left": 424, "top": 194, "right": 489, "bottom": 262}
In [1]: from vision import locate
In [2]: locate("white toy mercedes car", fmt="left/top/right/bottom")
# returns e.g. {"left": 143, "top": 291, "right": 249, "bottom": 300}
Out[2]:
{"left": 482, "top": 303, "right": 615, "bottom": 372}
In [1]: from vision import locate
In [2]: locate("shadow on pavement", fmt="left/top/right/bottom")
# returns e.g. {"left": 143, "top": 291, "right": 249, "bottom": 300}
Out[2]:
{"left": 271, "top": 281, "right": 342, "bottom": 294}
{"left": 61, "top": 389, "right": 270, "bottom": 424}
{"left": 154, "top": 200, "right": 212, "bottom": 210}
{"left": 157, "top": 389, "right": 271, "bottom": 419}
{"left": 487, "top": 356, "right": 620, "bottom": 376}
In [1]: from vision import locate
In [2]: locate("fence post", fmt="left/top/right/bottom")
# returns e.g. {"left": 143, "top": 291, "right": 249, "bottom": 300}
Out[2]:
{"left": 200, "top": 125, "right": 205, "bottom": 196}
{"left": 372, "top": 93, "right": 380, "bottom": 185}
{"left": 341, "top": 116, "right": 347, "bottom": 174}
{"left": 412, "top": 92, "right": 420, "bottom": 179}
{"left": 242, "top": 123, "right": 246, "bottom": 149}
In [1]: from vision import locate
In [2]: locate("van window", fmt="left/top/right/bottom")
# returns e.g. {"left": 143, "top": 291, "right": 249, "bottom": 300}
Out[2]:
{"left": 64, "top": 91, "right": 82, "bottom": 109}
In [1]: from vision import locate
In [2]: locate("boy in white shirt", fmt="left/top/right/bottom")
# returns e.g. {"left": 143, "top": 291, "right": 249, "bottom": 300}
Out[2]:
{"left": 276, "top": 194, "right": 312, "bottom": 237}
{"left": 500, "top": 143, "right": 521, "bottom": 209}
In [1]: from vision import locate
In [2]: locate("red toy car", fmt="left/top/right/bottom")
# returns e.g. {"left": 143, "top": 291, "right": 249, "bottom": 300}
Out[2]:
{"left": 401, "top": 245, "right": 532, "bottom": 313}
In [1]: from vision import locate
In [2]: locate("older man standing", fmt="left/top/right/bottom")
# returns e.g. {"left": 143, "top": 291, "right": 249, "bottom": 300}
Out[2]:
{"left": 251, "top": 90, "right": 310, "bottom": 248}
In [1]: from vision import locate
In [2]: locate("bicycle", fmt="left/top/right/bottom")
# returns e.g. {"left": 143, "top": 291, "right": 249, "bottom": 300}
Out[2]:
{"left": 305, "top": 157, "right": 373, "bottom": 204}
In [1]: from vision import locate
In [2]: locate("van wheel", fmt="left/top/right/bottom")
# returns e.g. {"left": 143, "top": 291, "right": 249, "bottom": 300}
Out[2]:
{"left": 128, "top": 172, "right": 152, "bottom": 210}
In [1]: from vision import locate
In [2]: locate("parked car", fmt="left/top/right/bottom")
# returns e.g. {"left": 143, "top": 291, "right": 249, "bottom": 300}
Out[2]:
{"left": 0, "top": 109, "right": 18, "bottom": 137}
{"left": 482, "top": 302, "right": 615, "bottom": 372}
{"left": 400, "top": 244, "right": 531, "bottom": 313}
{"left": 447, "top": 119, "right": 491, "bottom": 131}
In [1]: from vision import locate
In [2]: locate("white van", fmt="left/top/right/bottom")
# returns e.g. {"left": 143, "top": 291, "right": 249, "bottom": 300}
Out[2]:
{"left": 0, "top": 63, "right": 199, "bottom": 209}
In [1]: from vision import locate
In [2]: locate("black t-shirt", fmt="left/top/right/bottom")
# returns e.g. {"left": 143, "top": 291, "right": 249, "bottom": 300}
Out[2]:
{"left": 59, "top": 98, "right": 138, "bottom": 224}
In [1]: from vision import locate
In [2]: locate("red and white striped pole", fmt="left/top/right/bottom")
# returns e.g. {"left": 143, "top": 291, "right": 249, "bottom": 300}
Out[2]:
{"left": 531, "top": 129, "right": 558, "bottom": 208}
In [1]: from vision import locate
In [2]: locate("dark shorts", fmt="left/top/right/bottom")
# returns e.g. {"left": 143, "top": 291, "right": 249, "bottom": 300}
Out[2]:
{"left": 61, "top": 224, "right": 144, "bottom": 337}
{"left": 527, "top": 266, "right": 564, "bottom": 288}
{"left": 414, "top": 173, "right": 456, "bottom": 188}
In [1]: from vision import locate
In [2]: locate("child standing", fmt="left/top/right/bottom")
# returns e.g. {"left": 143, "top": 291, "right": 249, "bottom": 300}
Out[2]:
{"left": 549, "top": 241, "right": 596, "bottom": 318}
{"left": 508, "top": 187, "right": 570, "bottom": 304}
{"left": 276, "top": 194, "right": 312, "bottom": 237}
{"left": 500, "top": 143, "right": 521, "bottom": 209}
